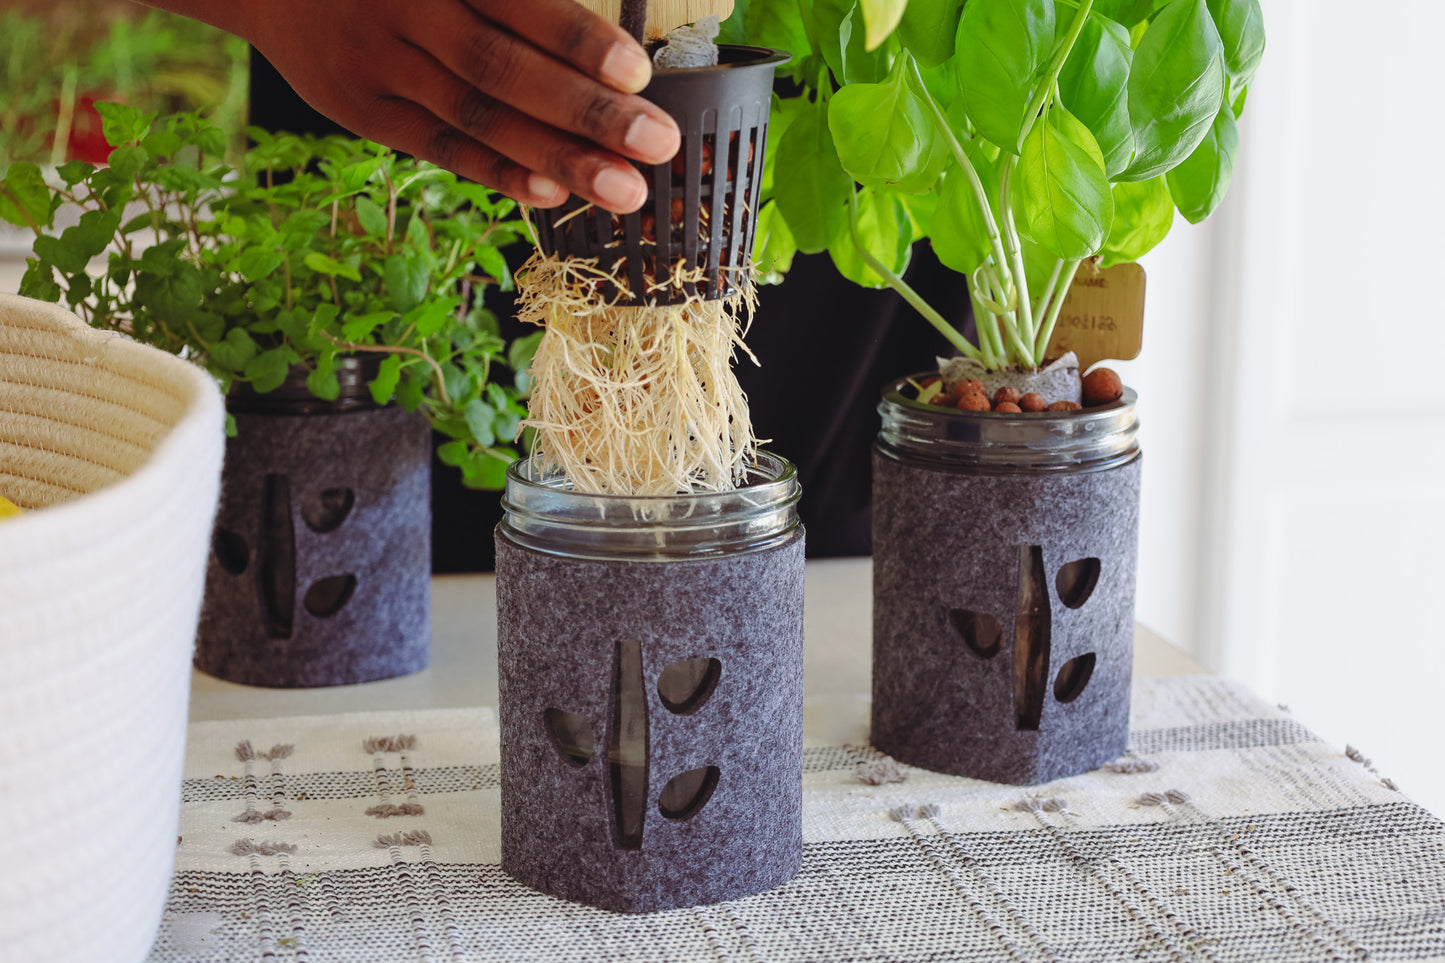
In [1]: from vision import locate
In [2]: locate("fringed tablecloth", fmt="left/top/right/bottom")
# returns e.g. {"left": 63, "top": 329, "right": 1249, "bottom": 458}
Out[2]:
{"left": 150, "top": 677, "right": 1445, "bottom": 962}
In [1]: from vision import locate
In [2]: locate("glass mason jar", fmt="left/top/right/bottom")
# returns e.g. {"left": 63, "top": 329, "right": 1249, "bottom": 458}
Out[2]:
{"left": 871, "top": 378, "right": 1142, "bottom": 785}
{"left": 495, "top": 452, "right": 805, "bottom": 913}
{"left": 197, "top": 357, "right": 431, "bottom": 686}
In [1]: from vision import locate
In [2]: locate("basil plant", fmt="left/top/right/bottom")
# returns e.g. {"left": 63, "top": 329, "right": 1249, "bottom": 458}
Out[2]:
{"left": 728, "top": 0, "right": 1264, "bottom": 371}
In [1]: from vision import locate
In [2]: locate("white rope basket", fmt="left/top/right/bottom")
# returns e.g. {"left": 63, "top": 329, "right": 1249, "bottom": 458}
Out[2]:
{"left": 0, "top": 294, "right": 224, "bottom": 962}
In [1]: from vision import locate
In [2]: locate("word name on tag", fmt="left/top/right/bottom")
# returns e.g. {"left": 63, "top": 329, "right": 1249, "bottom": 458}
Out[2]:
{"left": 1045, "top": 261, "right": 1146, "bottom": 370}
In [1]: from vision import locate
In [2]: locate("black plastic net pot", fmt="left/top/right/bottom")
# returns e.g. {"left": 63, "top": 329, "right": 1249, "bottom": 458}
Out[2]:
{"left": 871, "top": 379, "right": 1141, "bottom": 785}
{"left": 196, "top": 358, "right": 431, "bottom": 687}
{"left": 495, "top": 452, "right": 805, "bottom": 912}
{"left": 533, "top": 45, "right": 789, "bottom": 306}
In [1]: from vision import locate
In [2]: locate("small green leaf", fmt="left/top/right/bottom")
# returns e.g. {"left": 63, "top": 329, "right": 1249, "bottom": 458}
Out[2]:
{"left": 1121, "top": 0, "right": 1225, "bottom": 181}
{"left": 772, "top": 97, "right": 854, "bottom": 254}
{"left": 476, "top": 245, "right": 512, "bottom": 291}
{"left": 95, "top": 101, "right": 155, "bottom": 147}
{"left": 56, "top": 161, "right": 93, "bottom": 187}
{"left": 341, "top": 311, "right": 395, "bottom": 342}
{"left": 508, "top": 330, "right": 544, "bottom": 374}
{"left": 32, "top": 235, "right": 89, "bottom": 275}
{"left": 244, "top": 346, "right": 300, "bottom": 394}
{"left": 210, "top": 328, "right": 259, "bottom": 371}
{"left": 463, "top": 398, "right": 497, "bottom": 448}
{"left": 384, "top": 254, "right": 429, "bottom": 312}
{"left": 1099, "top": 176, "right": 1174, "bottom": 267}
{"left": 306, "top": 356, "right": 341, "bottom": 401}
{"left": 354, "top": 195, "right": 388, "bottom": 237}
{"left": 238, "top": 248, "right": 285, "bottom": 281}
{"left": 1013, "top": 108, "right": 1114, "bottom": 260}
{"left": 830, "top": 187, "right": 913, "bottom": 289}
{"left": 18, "top": 258, "right": 61, "bottom": 302}
{"left": 0, "top": 163, "right": 54, "bottom": 230}
{"left": 107, "top": 145, "right": 149, "bottom": 179}
{"left": 369, "top": 355, "right": 402, "bottom": 405}
{"left": 407, "top": 298, "right": 457, "bottom": 338}
{"left": 141, "top": 129, "right": 183, "bottom": 158}
{"left": 955, "top": 0, "right": 1056, "bottom": 152}
{"left": 303, "top": 252, "right": 362, "bottom": 282}
{"left": 1165, "top": 103, "right": 1238, "bottom": 223}
{"left": 745, "top": 0, "right": 812, "bottom": 62}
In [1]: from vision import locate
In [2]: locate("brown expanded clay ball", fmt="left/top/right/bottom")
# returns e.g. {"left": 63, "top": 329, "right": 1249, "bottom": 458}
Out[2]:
{"left": 956, "top": 392, "right": 991, "bottom": 412}
{"left": 948, "top": 378, "right": 984, "bottom": 400}
{"left": 993, "top": 386, "right": 1021, "bottom": 407}
{"left": 1047, "top": 401, "right": 1083, "bottom": 412}
{"left": 1019, "top": 392, "right": 1046, "bottom": 412}
{"left": 994, "top": 402, "right": 1023, "bottom": 413}
{"left": 1082, "top": 367, "right": 1124, "bottom": 406}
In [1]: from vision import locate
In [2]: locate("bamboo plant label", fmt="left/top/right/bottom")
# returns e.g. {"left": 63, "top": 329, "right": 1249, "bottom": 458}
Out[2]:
{"left": 577, "top": 0, "right": 735, "bottom": 38}
{"left": 1044, "top": 262, "right": 1146, "bottom": 370}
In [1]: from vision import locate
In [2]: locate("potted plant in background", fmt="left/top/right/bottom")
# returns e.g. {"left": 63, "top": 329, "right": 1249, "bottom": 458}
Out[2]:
{"left": 735, "top": 0, "right": 1263, "bottom": 782}
{"left": 6, "top": 104, "right": 535, "bottom": 687}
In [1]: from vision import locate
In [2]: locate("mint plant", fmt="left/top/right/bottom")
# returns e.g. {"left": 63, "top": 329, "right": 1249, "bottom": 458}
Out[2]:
{"left": 731, "top": 0, "right": 1264, "bottom": 372}
{"left": 2, "top": 104, "right": 537, "bottom": 489}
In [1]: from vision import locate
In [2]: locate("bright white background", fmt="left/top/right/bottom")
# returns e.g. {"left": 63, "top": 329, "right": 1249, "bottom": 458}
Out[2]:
{"left": 1114, "top": 0, "right": 1445, "bottom": 812}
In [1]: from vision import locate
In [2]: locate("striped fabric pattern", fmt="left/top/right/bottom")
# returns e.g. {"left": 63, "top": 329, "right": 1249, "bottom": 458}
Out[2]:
{"left": 150, "top": 677, "right": 1445, "bottom": 963}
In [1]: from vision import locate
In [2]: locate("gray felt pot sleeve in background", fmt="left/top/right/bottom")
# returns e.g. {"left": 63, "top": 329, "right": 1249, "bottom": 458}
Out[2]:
{"left": 871, "top": 450, "right": 1141, "bottom": 785}
{"left": 495, "top": 530, "right": 805, "bottom": 913}
{"left": 196, "top": 407, "right": 431, "bottom": 687}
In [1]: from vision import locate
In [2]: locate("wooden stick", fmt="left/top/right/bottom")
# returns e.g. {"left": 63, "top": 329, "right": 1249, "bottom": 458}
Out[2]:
{"left": 571, "top": 0, "right": 736, "bottom": 40}
{"left": 620, "top": 0, "right": 648, "bottom": 42}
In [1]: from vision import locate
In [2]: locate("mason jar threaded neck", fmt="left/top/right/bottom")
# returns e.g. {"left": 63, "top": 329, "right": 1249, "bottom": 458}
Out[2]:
{"left": 877, "top": 375, "right": 1140, "bottom": 473}
{"left": 499, "top": 451, "right": 801, "bottom": 561}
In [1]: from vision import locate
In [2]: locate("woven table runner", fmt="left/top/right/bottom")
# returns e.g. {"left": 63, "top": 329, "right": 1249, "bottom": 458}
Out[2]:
{"left": 150, "top": 677, "right": 1445, "bottom": 963}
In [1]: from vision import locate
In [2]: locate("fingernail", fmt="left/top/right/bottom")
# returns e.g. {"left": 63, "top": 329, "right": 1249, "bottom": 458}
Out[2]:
{"left": 624, "top": 114, "right": 679, "bottom": 163}
{"left": 528, "top": 173, "right": 561, "bottom": 200}
{"left": 601, "top": 42, "right": 651, "bottom": 93}
{"left": 593, "top": 167, "right": 645, "bottom": 212}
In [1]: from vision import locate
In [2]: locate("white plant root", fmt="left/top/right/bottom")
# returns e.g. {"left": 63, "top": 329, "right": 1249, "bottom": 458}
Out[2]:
{"left": 516, "top": 250, "right": 759, "bottom": 496}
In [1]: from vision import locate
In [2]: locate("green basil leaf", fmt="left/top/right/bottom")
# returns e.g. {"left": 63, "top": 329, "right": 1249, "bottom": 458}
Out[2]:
{"left": 210, "top": 328, "right": 259, "bottom": 372}
{"left": 860, "top": 0, "right": 908, "bottom": 50}
{"left": 1057, "top": 14, "right": 1135, "bottom": 178}
{"left": 1013, "top": 107, "right": 1113, "bottom": 260}
{"left": 812, "top": 0, "right": 894, "bottom": 85}
{"left": 1099, "top": 175, "right": 1173, "bottom": 266}
{"left": 955, "top": 0, "right": 1055, "bottom": 152}
{"left": 465, "top": 448, "right": 516, "bottom": 491}
{"left": 829, "top": 187, "right": 913, "bottom": 288}
{"left": 1164, "top": 103, "right": 1237, "bottom": 223}
{"left": 932, "top": 157, "right": 997, "bottom": 276}
{"left": 899, "top": 0, "right": 965, "bottom": 68}
{"left": 745, "top": 0, "right": 811, "bottom": 60}
{"left": 828, "top": 57, "right": 946, "bottom": 194}
{"left": 369, "top": 354, "right": 402, "bottom": 405}
{"left": 1092, "top": 0, "right": 1157, "bottom": 26}
{"left": 753, "top": 200, "right": 798, "bottom": 284}
{"left": 1205, "top": 0, "right": 1264, "bottom": 94}
{"left": 1121, "top": 0, "right": 1225, "bottom": 181}
{"left": 718, "top": 0, "right": 751, "bottom": 45}
{"left": 772, "top": 97, "right": 854, "bottom": 254}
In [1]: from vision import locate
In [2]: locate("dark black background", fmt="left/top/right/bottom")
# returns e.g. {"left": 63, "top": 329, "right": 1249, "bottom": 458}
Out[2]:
{"left": 250, "top": 49, "right": 973, "bottom": 570}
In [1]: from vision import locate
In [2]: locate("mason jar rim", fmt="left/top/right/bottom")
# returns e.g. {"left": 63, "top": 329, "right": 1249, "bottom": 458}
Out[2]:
{"left": 499, "top": 451, "right": 802, "bottom": 561}
{"left": 877, "top": 374, "right": 1141, "bottom": 474}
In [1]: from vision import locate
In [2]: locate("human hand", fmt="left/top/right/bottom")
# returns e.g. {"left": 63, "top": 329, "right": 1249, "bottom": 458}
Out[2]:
{"left": 241, "top": 0, "right": 680, "bottom": 213}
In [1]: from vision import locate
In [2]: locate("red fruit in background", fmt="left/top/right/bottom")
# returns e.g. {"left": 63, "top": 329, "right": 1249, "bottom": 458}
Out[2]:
{"left": 66, "top": 95, "right": 112, "bottom": 165}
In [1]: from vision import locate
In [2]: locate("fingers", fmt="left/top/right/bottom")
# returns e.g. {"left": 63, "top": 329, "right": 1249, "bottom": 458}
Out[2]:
{"left": 362, "top": 96, "right": 568, "bottom": 208}
{"left": 416, "top": 6, "right": 680, "bottom": 169}
{"left": 385, "top": 42, "right": 652, "bottom": 212}
{"left": 463, "top": 0, "right": 655, "bottom": 93}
